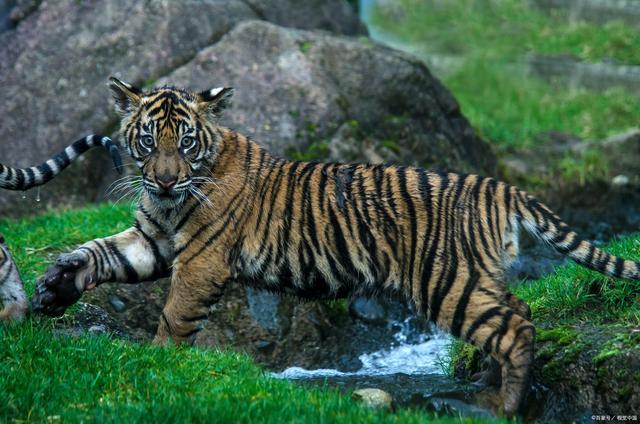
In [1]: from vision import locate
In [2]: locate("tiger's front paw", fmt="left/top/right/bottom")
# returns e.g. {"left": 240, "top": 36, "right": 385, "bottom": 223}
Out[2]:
{"left": 31, "top": 251, "right": 96, "bottom": 317}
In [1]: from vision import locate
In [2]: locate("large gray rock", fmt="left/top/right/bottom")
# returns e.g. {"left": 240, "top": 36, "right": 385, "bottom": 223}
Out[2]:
{"left": 0, "top": 0, "right": 366, "bottom": 216}
{"left": 243, "top": 0, "right": 367, "bottom": 35}
{"left": 163, "top": 20, "right": 495, "bottom": 174}
{"left": 0, "top": 0, "right": 256, "bottom": 215}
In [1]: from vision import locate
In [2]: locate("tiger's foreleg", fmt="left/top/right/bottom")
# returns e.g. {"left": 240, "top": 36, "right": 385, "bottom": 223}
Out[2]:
{"left": 153, "top": 250, "right": 230, "bottom": 346}
{"left": 33, "top": 216, "right": 172, "bottom": 317}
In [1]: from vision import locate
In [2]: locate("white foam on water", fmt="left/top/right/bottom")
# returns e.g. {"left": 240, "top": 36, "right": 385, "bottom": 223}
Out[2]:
{"left": 271, "top": 320, "right": 451, "bottom": 380}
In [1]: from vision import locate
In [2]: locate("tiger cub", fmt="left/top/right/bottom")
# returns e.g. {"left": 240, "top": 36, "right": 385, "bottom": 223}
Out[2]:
{"left": 32, "top": 78, "right": 640, "bottom": 416}
{"left": 0, "top": 135, "right": 121, "bottom": 322}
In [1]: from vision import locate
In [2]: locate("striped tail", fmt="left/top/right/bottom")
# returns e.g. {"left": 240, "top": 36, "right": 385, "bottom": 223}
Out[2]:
{"left": 514, "top": 190, "right": 640, "bottom": 280}
{"left": 0, "top": 135, "right": 122, "bottom": 190}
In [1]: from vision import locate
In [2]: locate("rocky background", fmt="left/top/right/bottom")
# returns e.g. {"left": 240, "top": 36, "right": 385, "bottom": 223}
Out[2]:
{"left": 0, "top": 0, "right": 494, "bottom": 217}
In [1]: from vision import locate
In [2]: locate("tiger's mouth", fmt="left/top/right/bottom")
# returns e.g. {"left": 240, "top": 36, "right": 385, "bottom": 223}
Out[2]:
{"left": 143, "top": 181, "right": 190, "bottom": 207}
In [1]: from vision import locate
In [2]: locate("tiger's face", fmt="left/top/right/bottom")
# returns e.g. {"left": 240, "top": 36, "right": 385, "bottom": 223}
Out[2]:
{"left": 108, "top": 77, "right": 233, "bottom": 208}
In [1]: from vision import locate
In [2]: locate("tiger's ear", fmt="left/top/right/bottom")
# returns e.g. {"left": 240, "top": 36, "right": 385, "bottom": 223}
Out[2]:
{"left": 108, "top": 77, "right": 142, "bottom": 116}
{"left": 197, "top": 87, "right": 234, "bottom": 119}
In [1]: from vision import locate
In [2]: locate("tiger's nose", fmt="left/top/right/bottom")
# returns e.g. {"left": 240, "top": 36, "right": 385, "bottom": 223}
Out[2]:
{"left": 156, "top": 174, "right": 178, "bottom": 190}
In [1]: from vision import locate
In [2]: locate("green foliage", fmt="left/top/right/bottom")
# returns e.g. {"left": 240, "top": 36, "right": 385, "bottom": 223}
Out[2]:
{"left": 514, "top": 234, "right": 640, "bottom": 324}
{"left": 323, "top": 299, "right": 349, "bottom": 318}
{"left": 368, "top": 0, "right": 640, "bottom": 148}
{"left": 592, "top": 332, "right": 640, "bottom": 365}
{"left": 535, "top": 327, "right": 587, "bottom": 381}
{"left": 557, "top": 148, "right": 610, "bottom": 186}
{"left": 369, "top": 0, "right": 640, "bottom": 64}
{"left": 288, "top": 141, "right": 330, "bottom": 162}
{"left": 445, "top": 61, "right": 639, "bottom": 148}
{"left": 299, "top": 40, "right": 313, "bottom": 53}
{"left": 446, "top": 340, "right": 478, "bottom": 377}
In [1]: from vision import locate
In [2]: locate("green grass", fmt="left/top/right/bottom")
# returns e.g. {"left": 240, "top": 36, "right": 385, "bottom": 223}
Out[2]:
{"left": 0, "top": 203, "right": 134, "bottom": 296}
{"left": 514, "top": 234, "right": 640, "bottom": 324}
{"left": 2, "top": 319, "right": 467, "bottom": 423}
{"left": 368, "top": 0, "right": 640, "bottom": 148}
{"left": 369, "top": 0, "right": 640, "bottom": 64}
{"left": 0, "top": 204, "right": 489, "bottom": 423}
{"left": 444, "top": 61, "right": 640, "bottom": 149}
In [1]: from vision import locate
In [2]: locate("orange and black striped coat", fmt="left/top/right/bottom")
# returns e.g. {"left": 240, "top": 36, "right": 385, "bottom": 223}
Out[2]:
{"left": 32, "top": 79, "right": 640, "bottom": 416}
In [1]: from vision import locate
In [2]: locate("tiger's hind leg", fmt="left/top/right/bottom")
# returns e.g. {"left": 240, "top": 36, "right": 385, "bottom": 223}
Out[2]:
{"left": 471, "top": 291, "right": 532, "bottom": 386}
{"left": 462, "top": 286, "right": 535, "bottom": 417}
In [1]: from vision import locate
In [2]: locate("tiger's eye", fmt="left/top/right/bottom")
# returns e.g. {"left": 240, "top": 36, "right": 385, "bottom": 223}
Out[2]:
{"left": 139, "top": 135, "right": 155, "bottom": 149}
{"left": 181, "top": 136, "right": 197, "bottom": 150}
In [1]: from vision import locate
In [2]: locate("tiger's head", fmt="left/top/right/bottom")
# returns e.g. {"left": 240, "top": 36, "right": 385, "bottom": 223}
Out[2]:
{"left": 108, "top": 77, "right": 233, "bottom": 208}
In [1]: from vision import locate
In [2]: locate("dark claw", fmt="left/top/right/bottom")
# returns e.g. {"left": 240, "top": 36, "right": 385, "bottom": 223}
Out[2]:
{"left": 30, "top": 263, "right": 83, "bottom": 317}
{"left": 44, "top": 266, "right": 64, "bottom": 286}
{"left": 47, "top": 305, "right": 68, "bottom": 317}
{"left": 39, "top": 291, "right": 56, "bottom": 305}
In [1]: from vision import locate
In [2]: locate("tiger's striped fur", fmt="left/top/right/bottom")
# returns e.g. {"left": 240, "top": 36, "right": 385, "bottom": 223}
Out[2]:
{"left": 0, "top": 135, "right": 122, "bottom": 190}
{"left": 32, "top": 79, "right": 640, "bottom": 416}
{"left": 0, "top": 134, "right": 122, "bottom": 321}
{"left": 0, "top": 234, "right": 27, "bottom": 322}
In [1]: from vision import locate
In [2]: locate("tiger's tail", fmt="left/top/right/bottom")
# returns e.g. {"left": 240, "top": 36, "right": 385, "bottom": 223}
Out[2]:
{"left": 0, "top": 135, "right": 122, "bottom": 190}
{"left": 514, "top": 190, "right": 640, "bottom": 280}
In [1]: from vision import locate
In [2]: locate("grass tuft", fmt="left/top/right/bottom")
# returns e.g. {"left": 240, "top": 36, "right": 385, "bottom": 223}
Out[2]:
{"left": 514, "top": 235, "right": 640, "bottom": 324}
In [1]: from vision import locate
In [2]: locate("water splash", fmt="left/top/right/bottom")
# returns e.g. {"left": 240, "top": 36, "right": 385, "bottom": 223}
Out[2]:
{"left": 271, "top": 319, "right": 451, "bottom": 380}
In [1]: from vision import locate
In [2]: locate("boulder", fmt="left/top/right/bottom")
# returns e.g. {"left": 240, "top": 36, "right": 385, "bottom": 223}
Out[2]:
{"left": 162, "top": 20, "right": 495, "bottom": 175}
{"left": 242, "top": 0, "right": 367, "bottom": 35}
{"left": 0, "top": 0, "right": 257, "bottom": 215}
{"left": 0, "top": 0, "right": 367, "bottom": 216}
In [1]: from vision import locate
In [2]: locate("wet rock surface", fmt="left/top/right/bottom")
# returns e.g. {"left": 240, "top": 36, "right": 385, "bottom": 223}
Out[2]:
{"left": 299, "top": 373, "right": 497, "bottom": 418}
{"left": 82, "top": 278, "right": 428, "bottom": 373}
{"left": 349, "top": 298, "right": 387, "bottom": 324}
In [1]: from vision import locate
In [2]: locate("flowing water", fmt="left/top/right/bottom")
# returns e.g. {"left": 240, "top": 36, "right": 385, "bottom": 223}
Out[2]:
{"left": 273, "top": 319, "right": 450, "bottom": 380}
{"left": 272, "top": 318, "right": 488, "bottom": 415}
